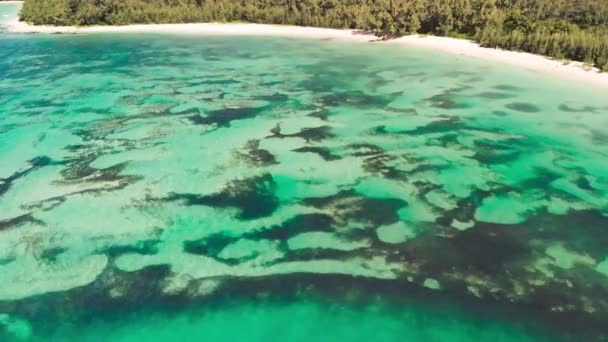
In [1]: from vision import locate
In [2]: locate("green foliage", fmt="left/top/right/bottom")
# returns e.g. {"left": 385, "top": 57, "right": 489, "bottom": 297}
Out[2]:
{"left": 19, "top": 0, "right": 608, "bottom": 69}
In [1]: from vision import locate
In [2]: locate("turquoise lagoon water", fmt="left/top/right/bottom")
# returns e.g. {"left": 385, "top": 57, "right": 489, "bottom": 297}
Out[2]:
{"left": 1, "top": 3, "right": 608, "bottom": 341}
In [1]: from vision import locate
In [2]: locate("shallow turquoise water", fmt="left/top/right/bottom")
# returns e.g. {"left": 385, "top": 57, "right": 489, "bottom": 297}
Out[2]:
{"left": 1, "top": 3, "right": 608, "bottom": 341}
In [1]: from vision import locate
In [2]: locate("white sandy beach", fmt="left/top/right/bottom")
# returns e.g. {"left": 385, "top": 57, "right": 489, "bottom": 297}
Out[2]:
{"left": 3, "top": 4, "right": 608, "bottom": 89}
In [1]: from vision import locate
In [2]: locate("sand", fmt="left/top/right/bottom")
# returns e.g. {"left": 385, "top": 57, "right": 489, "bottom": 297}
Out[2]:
{"left": 4, "top": 15, "right": 608, "bottom": 89}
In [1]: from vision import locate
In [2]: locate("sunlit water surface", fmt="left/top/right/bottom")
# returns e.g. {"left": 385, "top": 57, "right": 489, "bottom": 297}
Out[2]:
{"left": 1, "top": 3, "right": 608, "bottom": 341}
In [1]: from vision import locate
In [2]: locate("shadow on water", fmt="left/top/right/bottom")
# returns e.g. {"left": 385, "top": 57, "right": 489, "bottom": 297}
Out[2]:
{"left": 0, "top": 272, "right": 574, "bottom": 342}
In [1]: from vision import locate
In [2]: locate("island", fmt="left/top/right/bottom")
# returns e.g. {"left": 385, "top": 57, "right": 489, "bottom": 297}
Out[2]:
{"left": 1, "top": 1, "right": 608, "bottom": 341}
{"left": 16, "top": 0, "right": 608, "bottom": 71}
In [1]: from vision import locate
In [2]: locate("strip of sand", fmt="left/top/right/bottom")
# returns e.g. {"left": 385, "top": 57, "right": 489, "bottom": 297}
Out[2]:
{"left": 391, "top": 35, "right": 608, "bottom": 90}
{"left": 7, "top": 20, "right": 376, "bottom": 41}
{"left": 5, "top": 19, "right": 608, "bottom": 89}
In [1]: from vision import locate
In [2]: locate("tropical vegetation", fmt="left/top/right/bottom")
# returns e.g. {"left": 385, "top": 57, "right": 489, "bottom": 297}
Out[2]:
{"left": 19, "top": 0, "right": 608, "bottom": 70}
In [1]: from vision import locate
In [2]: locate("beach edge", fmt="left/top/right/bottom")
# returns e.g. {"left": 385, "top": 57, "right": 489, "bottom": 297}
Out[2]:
{"left": 5, "top": 16, "right": 608, "bottom": 89}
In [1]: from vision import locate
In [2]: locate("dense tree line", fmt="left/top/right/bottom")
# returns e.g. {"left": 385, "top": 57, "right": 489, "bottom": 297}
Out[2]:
{"left": 19, "top": 0, "right": 608, "bottom": 70}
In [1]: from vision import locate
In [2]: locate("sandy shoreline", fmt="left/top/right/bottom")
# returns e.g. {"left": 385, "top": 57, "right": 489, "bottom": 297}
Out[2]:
{"left": 391, "top": 35, "right": 608, "bottom": 89}
{"left": 4, "top": 16, "right": 608, "bottom": 89}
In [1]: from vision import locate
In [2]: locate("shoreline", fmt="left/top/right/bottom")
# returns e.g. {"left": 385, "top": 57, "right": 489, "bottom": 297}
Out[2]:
{"left": 4, "top": 18, "right": 608, "bottom": 89}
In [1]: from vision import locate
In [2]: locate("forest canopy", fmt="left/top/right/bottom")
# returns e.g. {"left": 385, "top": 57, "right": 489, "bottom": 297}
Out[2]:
{"left": 19, "top": 0, "right": 608, "bottom": 70}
